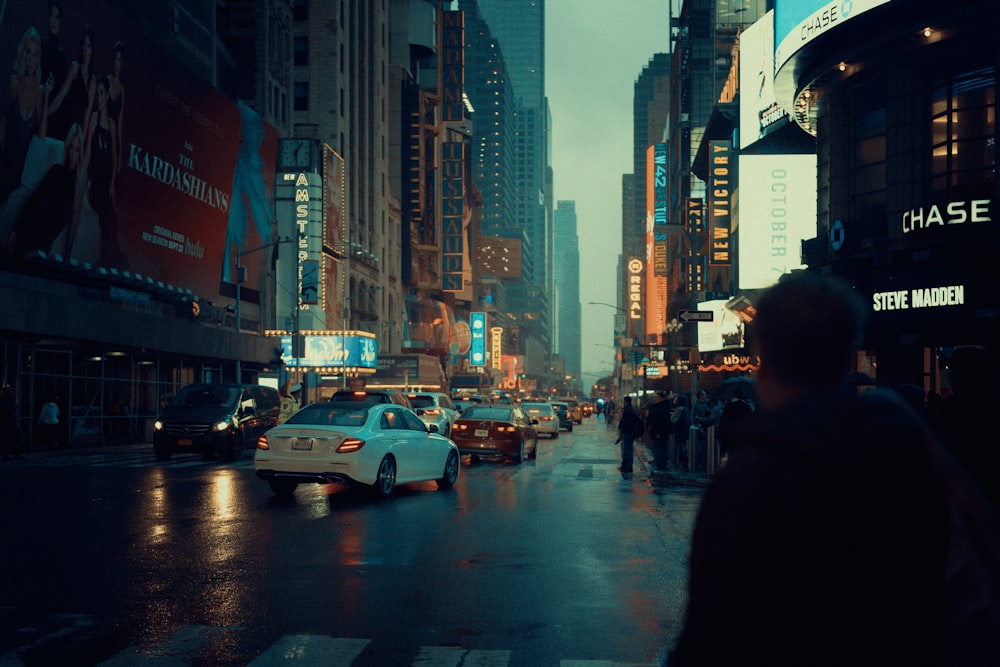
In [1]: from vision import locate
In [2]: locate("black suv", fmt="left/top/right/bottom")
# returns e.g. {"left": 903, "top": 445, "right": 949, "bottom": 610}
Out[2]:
{"left": 328, "top": 388, "right": 412, "bottom": 410}
{"left": 153, "top": 383, "right": 280, "bottom": 461}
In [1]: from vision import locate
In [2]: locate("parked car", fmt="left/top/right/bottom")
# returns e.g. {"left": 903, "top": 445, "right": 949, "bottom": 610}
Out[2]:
{"left": 550, "top": 401, "right": 573, "bottom": 432}
{"left": 406, "top": 392, "right": 459, "bottom": 437}
{"left": 450, "top": 404, "right": 538, "bottom": 463}
{"left": 153, "top": 383, "right": 280, "bottom": 461}
{"left": 520, "top": 401, "right": 559, "bottom": 438}
{"left": 329, "top": 388, "right": 412, "bottom": 410}
{"left": 254, "top": 402, "right": 460, "bottom": 498}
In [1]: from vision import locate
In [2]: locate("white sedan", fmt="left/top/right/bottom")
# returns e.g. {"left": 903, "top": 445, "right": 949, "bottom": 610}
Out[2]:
{"left": 254, "top": 402, "right": 460, "bottom": 498}
{"left": 520, "top": 401, "right": 559, "bottom": 438}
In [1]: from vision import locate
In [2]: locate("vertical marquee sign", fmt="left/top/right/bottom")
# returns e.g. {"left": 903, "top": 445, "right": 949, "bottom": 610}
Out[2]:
{"left": 708, "top": 141, "right": 732, "bottom": 265}
{"left": 469, "top": 312, "right": 487, "bottom": 367}
{"left": 649, "top": 142, "right": 669, "bottom": 277}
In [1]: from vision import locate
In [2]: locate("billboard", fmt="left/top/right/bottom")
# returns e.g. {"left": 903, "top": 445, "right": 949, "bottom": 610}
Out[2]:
{"left": 469, "top": 312, "right": 486, "bottom": 367}
{"left": 737, "top": 154, "right": 817, "bottom": 289}
{"left": 774, "top": 0, "right": 891, "bottom": 73}
{"left": 280, "top": 332, "right": 377, "bottom": 371}
{"left": 739, "top": 10, "right": 789, "bottom": 149}
{"left": 0, "top": 2, "right": 278, "bottom": 301}
{"left": 696, "top": 299, "right": 745, "bottom": 353}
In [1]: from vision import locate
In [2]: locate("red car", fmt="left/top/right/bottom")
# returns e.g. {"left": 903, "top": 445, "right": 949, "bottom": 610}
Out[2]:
{"left": 451, "top": 404, "right": 538, "bottom": 463}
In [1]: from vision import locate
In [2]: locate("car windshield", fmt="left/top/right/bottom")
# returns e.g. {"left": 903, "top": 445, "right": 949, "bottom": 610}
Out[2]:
{"left": 460, "top": 406, "right": 513, "bottom": 421}
{"left": 408, "top": 396, "right": 435, "bottom": 409}
{"left": 285, "top": 403, "right": 369, "bottom": 427}
{"left": 172, "top": 386, "right": 239, "bottom": 409}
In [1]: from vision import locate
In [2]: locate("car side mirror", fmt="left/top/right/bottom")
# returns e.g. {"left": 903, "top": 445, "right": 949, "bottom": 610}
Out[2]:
{"left": 531, "top": 418, "right": 539, "bottom": 425}
{"left": 428, "top": 423, "right": 439, "bottom": 433}
{"left": 415, "top": 408, "right": 425, "bottom": 416}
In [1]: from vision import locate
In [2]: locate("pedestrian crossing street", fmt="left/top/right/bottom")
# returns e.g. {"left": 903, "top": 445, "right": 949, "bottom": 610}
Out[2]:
{"left": 0, "top": 614, "right": 659, "bottom": 666}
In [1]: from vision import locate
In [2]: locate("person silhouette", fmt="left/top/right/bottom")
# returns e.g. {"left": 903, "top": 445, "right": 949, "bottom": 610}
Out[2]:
{"left": 668, "top": 271, "right": 992, "bottom": 666}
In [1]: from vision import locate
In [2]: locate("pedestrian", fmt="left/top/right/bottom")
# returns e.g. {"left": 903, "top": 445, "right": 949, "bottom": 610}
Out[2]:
{"left": 644, "top": 390, "right": 672, "bottom": 471}
{"left": 277, "top": 381, "right": 302, "bottom": 425}
{"left": 716, "top": 395, "right": 753, "bottom": 463}
{"left": 667, "top": 270, "right": 1000, "bottom": 667}
{"left": 615, "top": 395, "right": 643, "bottom": 474}
{"left": 932, "top": 345, "right": 1000, "bottom": 516}
{"left": 670, "top": 393, "right": 691, "bottom": 471}
{"left": 37, "top": 395, "right": 62, "bottom": 449}
{"left": 0, "top": 385, "right": 22, "bottom": 460}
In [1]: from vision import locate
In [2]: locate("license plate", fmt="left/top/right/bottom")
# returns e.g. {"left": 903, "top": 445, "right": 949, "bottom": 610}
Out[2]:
{"left": 177, "top": 438, "right": 192, "bottom": 446}
{"left": 474, "top": 429, "right": 489, "bottom": 438}
{"left": 291, "top": 439, "right": 312, "bottom": 451}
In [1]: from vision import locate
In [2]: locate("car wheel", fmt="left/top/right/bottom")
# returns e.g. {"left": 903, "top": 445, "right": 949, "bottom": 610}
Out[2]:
{"left": 552, "top": 431, "right": 559, "bottom": 439}
{"left": 437, "top": 450, "right": 459, "bottom": 489}
{"left": 374, "top": 456, "right": 397, "bottom": 497}
{"left": 268, "top": 479, "right": 298, "bottom": 496}
{"left": 511, "top": 441, "right": 524, "bottom": 463}
{"left": 567, "top": 423, "right": 573, "bottom": 432}
{"left": 154, "top": 444, "right": 172, "bottom": 462}
{"left": 529, "top": 437, "right": 537, "bottom": 459}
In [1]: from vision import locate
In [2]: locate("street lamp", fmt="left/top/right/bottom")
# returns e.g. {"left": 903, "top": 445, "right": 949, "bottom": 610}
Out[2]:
{"left": 235, "top": 237, "right": 293, "bottom": 383}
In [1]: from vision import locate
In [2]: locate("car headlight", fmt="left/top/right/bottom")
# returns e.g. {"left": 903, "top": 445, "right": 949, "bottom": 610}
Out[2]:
{"left": 213, "top": 420, "right": 231, "bottom": 432}
{"left": 153, "top": 420, "right": 164, "bottom": 431}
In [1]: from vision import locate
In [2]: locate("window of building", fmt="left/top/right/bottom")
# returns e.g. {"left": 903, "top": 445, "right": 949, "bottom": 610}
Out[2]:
{"left": 294, "top": 35, "right": 308, "bottom": 66}
{"left": 294, "top": 81, "right": 309, "bottom": 111}
{"left": 849, "top": 79, "right": 887, "bottom": 224}
{"left": 929, "top": 65, "right": 996, "bottom": 196}
{"left": 292, "top": 0, "right": 307, "bottom": 21}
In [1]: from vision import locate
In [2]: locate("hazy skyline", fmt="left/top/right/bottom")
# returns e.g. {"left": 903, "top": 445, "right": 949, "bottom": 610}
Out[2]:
{"left": 546, "top": 1, "right": 671, "bottom": 390}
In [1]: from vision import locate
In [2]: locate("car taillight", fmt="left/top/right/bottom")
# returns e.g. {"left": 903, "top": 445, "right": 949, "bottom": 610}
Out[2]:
{"left": 336, "top": 438, "right": 365, "bottom": 453}
{"left": 454, "top": 423, "right": 469, "bottom": 432}
{"left": 499, "top": 425, "right": 516, "bottom": 433}
{"left": 540, "top": 416, "right": 554, "bottom": 421}
{"left": 424, "top": 408, "right": 441, "bottom": 416}
{"left": 256, "top": 435, "right": 270, "bottom": 450}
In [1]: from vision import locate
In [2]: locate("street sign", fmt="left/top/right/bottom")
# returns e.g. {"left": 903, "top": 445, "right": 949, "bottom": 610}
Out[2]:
{"left": 678, "top": 310, "right": 713, "bottom": 322}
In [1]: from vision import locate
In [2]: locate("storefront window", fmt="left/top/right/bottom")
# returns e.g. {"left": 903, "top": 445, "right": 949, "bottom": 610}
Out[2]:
{"left": 929, "top": 66, "right": 996, "bottom": 196}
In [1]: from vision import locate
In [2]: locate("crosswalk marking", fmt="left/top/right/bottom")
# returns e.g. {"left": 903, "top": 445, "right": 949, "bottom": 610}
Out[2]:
{"left": 0, "top": 615, "right": 658, "bottom": 666}
{"left": 250, "top": 635, "right": 370, "bottom": 665}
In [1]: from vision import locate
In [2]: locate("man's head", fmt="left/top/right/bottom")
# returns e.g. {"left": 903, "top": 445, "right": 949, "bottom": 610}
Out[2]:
{"left": 656, "top": 389, "right": 668, "bottom": 401}
{"left": 623, "top": 396, "right": 632, "bottom": 405}
{"left": 750, "top": 270, "right": 865, "bottom": 395}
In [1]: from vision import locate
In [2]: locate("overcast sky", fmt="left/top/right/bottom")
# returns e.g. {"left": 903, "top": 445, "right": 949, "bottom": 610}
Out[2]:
{"left": 545, "top": 1, "right": 671, "bottom": 390}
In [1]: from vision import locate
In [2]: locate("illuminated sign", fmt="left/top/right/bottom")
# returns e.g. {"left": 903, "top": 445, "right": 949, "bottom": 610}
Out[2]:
{"left": 627, "top": 258, "right": 644, "bottom": 324}
{"left": 708, "top": 141, "right": 732, "bottom": 265}
{"left": 686, "top": 199, "right": 705, "bottom": 291}
{"left": 872, "top": 285, "right": 966, "bottom": 311}
{"left": 901, "top": 199, "right": 992, "bottom": 234}
{"left": 737, "top": 154, "right": 815, "bottom": 290}
{"left": 648, "top": 143, "right": 668, "bottom": 277}
{"left": 280, "top": 332, "right": 378, "bottom": 369}
{"left": 470, "top": 312, "right": 487, "bottom": 367}
{"left": 740, "top": 11, "right": 788, "bottom": 149}
{"left": 490, "top": 327, "right": 503, "bottom": 371}
{"left": 441, "top": 140, "right": 465, "bottom": 291}
{"left": 774, "top": 0, "right": 890, "bottom": 72}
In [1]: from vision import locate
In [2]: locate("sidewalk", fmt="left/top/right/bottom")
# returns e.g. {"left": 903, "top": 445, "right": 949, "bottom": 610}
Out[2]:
{"left": 598, "top": 419, "right": 711, "bottom": 488}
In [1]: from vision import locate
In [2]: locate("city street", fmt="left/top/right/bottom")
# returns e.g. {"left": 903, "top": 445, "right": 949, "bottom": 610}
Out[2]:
{"left": 0, "top": 416, "right": 703, "bottom": 666}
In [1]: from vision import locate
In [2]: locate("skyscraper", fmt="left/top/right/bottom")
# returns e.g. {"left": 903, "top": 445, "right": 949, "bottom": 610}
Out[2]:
{"left": 553, "top": 201, "right": 581, "bottom": 380}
